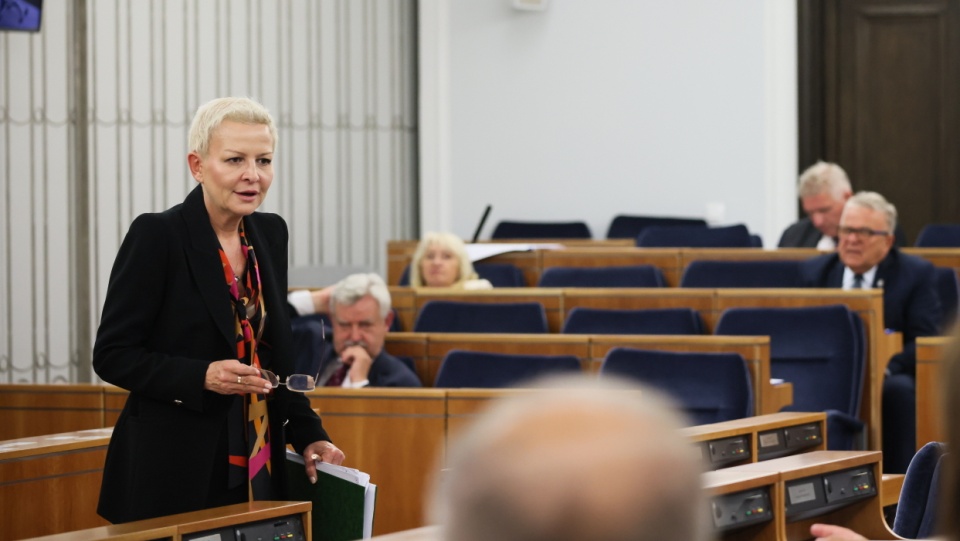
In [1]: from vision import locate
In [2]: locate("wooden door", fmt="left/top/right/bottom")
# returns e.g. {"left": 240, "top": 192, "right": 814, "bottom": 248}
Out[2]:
{"left": 799, "top": 0, "right": 960, "bottom": 243}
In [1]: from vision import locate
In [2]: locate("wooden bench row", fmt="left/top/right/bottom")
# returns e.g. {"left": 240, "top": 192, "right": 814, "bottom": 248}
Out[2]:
{"left": 385, "top": 332, "right": 792, "bottom": 417}
{"left": 0, "top": 385, "right": 830, "bottom": 539}
{"left": 384, "top": 242, "right": 960, "bottom": 288}
{"left": 384, "top": 287, "right": 898, "bottom": 452}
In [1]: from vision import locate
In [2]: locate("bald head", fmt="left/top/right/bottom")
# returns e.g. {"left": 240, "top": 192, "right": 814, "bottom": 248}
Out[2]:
{"left": 431, "top": 376, "right": 710, "bottom": 541}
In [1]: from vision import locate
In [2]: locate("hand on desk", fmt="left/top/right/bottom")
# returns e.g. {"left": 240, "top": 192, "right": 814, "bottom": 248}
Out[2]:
{"left": 810, "top": 523, "right": 867, "bottom": 541}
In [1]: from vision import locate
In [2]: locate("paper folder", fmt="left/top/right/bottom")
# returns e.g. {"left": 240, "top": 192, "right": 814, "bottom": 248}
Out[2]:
{"left": 285, "top": 449, "right": 377, "bottom": 540}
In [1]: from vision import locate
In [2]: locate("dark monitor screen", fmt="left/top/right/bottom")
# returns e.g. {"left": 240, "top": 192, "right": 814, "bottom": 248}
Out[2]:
{"left": 1, "top": 0, "right": 43, "bottom": 32}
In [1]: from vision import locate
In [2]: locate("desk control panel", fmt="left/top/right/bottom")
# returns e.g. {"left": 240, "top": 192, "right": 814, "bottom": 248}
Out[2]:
{"left": 183, "top": 515, "right": 307, "bottom": 541}
{"left": 711, "top": 487, "right": 773, "bottom": 532}
{"left": 784, "top": 465, "right": 876, "bottom": 521}
{"left": 757, "top": 422, "right": 822, "bottom": 461}
{"left": 702, "top": 435, "right": 751, "bottom": 468}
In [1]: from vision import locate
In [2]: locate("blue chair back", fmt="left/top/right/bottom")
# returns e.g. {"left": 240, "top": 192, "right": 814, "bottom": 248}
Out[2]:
{"left": 916, "top": 224, "right": 960, "bottom": 247}
{"left": 605, "top": 215, "right": 707, "bottom": 239}
{"left": 434, "top": 350, "right": 582, "bottom": 388}
{"left": 935, "top": 267, "right": 959, "bottom": 329}
{"left": 537, "top": 265, "right": 665, "bottom": 288}
{"left": 680, "top": 260, "right": 804, "bottom": 288}
{"left": 475, "top": 263, "right": 526, "bottom": 287}
{"left": 893, "top": 441, "right": 947, "bottom": 539}
{"left": 714, "top": 304, "right": 866, "bottom": 449}
{"left": 561, "top": 307, "right": 703, "bottom": 335}
{"left": 599, "top": 348, "right": 753, "bottom": 425}
{"left": 398, "top": 262, "right": 526, "bottom": 287}
{"left": 491, "top": 220, "right": 592, "bottom": 239}
{"left": 413, "top": 300, "right": 549, "bottom": 333}
{"left": 636, "top": 224, "right": 753, "bottom": 248}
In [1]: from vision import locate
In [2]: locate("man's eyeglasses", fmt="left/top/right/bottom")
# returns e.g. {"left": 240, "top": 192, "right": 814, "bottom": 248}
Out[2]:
{"left": 258, "top": 322, "right": 324, "bottom": 393}
{"left": 838, "top": 226, "right": 890, "bottom": 239}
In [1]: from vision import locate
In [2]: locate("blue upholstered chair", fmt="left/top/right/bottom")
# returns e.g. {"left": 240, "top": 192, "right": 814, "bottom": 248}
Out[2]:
{"left": 398, "top": 262, "right": 526, "bottom": 287}
{"left": 434, "top": 350, "right": 582, "bottom": 388}
{"left": 491, "top": 220, "right": 592, "bottom": 239}
{"left": 561, "top": 307, "right": 703, "bottom": 335}
{"left": 635, "top": 224, "right": 753, "bottom": 248}
{"left": 714, "top": 304, "right": 866, "bottom": 450}
{"left": 537, "top": 265, "right": 665, "bottom": 288}
{"left": 679, "top": 260, "right": 804, "bottom": 288}
{"left": 915, "top": 224, "right": 960, "bottom": 247}
{"left": 413, "top": 300, "right": 549, "bottom": 333}
{"left": 605, "top": 215, "right": 707, "bottom": 240}
{"left": 599, "top": 347, "right": 753, "bottom": 425}
{"left": 892, "top": 442, "right": 947, "bottom": 539}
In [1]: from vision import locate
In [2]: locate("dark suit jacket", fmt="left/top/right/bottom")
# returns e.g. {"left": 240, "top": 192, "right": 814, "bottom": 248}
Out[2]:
{"left": 318, "top": 343, "right": 422, "bottom": 387}
{"left": 778, "top": 217, "right": 909, "bottom": 248}
{"left": 93, "top": 185, "right": 330, "bottom": 523}
{"left": 799, "top": 248, "right": 940, "bottom": 374}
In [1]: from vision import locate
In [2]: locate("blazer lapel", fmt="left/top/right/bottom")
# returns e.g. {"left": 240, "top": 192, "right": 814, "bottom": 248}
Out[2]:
{"left": 180, "top": 185, "right": 237, "bottom": 349}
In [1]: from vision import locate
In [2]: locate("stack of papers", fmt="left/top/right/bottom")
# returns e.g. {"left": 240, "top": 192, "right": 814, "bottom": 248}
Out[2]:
{"left": 286, "top": 449, "right": 378, "bottom": 540}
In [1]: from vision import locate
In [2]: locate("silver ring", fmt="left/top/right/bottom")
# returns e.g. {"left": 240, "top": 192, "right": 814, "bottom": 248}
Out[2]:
{"left": 237, "top": 376, "right": 242, "bottom": 384}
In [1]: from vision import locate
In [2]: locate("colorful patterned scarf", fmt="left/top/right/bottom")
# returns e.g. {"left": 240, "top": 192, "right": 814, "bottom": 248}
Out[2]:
{"left": 219, "top": 220, "right": 273, "bottom": 500}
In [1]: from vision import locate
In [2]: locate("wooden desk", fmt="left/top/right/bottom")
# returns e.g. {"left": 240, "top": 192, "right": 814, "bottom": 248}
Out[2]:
{"left": 0, "top": 429, "right": 114, "bottom": 539}
{"left": 0, "top": 384, "right": 106, "bottom": 440}
{"left": 369, "top": 525, "right": 441, "bottom": 541}
{"left": 25, "top": 501, "right": 312, "bottom": 541}
{"left": 728, "top": 451, "right": 896, "bottom": 541}
{"left": 562, "top": 287, "right": 716, "bottom": 328}
{"left": 411, "top": 288, "right": 565, "bottom": 332}
{"left": 916, "top": 336, "right": 951, "bottom": 450}
{"left": 540, "top": 247, "right": 683, "bottom": 286}
{"left": 703, "top": 468, "right": 782, "bottom": 541}
{"left": 682, "top": 412, "right": 827, "bottom": 470}
{"left": 304, "top": 388, "right": 447, "bottom": 536}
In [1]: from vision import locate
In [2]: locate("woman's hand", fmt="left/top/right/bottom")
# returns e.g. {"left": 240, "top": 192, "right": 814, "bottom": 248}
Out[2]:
{"left": 302, "top": 441, "right": 346, "bottom": 483}
{"left": 205, "top": 359, "right": 272, "bottom": 395}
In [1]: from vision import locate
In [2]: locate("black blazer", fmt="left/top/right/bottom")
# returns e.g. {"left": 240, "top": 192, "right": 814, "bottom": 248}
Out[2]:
{"left": 778, "top": 217, "right": 909, "bottom": 248}
{"left": 799, "top": 248, "right": 940, "bottom": 374}
{"left": 93, "top": 185, "right": 329, "bottom": 523}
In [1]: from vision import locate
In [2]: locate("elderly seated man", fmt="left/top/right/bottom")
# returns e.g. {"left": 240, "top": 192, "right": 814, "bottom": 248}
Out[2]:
{"left": 288, "top": 273, "right": 421, "bottom": 388}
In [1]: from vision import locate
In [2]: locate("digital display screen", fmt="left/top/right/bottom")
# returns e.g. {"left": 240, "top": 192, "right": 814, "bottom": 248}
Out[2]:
{"left": 788, "top": 482, "right": 817, "bottom": 504}
{"left": 758, "top": 432, "right": 780, "bottom": 447}
{"left": 0, "top": 0, "right": 43, "bottom": 32}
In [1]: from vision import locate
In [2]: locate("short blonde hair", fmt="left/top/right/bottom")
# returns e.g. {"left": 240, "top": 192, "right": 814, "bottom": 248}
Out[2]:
{"left": 798, "top": 161, "right": 852, "bottom": 200}
{"left": 188, "top": 97, "right": 277, "bottom": 157}
{"left": 409, "top": 232, "right": 478, "bottom": 288}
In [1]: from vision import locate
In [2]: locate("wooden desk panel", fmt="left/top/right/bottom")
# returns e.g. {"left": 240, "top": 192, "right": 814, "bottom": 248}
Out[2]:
{"left": 306, "top": 389, "right": 447, "bottom": 536}
{"left": 0, "top": 384, "right": 106, "bottom": 440}
{"left": 562, "top": 288, "right": 717, "bottom": 329}
{"left": 916, "top": 336, "right": 951, "bottom": 450}
{"left": 412, "top": 289, "right": 565, "bottom": 332}
{"left": 540, "top": 248, "right": 683, "bottom": 286}
{"left": 714, "top": 289, "right": 891, "bottom": 454}
{"left": 0, "top": 430, "right": 114, "bottom": 539}
{"left": 702, "top": 468, "right": 782, "bottom": 541}
{"left": 423, "top": 333, "right": 590, "bottom": 388}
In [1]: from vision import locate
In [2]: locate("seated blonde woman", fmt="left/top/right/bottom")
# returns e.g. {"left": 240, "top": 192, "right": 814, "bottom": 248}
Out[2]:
{"left": 409, "top": 232, "right": 493, "bottom": 290}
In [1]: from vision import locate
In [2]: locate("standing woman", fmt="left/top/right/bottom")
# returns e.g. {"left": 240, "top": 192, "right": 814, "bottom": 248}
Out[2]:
{"left": 93, "top": 97, "right": 344, "bottom": 523}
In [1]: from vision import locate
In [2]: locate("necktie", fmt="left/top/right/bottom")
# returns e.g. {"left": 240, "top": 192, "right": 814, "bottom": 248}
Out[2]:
{"left": 326, "top": 363, "right": 350, "bottom": 387}
{"left": 853, "top": 274, "right": 864, "bottom": 289}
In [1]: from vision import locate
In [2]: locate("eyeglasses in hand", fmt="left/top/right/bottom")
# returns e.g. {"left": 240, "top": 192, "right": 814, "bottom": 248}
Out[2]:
{"left": 838, "top": 226, "right": 890, "bottom": 239}
{"left": 258, "top": 320, "right": 325, "bottom": 392}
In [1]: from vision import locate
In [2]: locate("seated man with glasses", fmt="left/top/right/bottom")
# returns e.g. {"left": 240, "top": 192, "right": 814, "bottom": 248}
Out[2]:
{"left": 800, "top": 191, "right": 940, "bottom": 472}
{"left": 287, "top": 273, "right": 421, "bottom": 388}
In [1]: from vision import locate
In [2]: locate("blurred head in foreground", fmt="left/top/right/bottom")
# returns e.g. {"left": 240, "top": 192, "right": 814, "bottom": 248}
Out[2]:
{"left": 430, "top": 374, "right": 711, "bottom": 541}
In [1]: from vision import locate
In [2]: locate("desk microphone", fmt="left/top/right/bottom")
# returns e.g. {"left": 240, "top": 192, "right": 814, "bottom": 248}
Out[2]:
{"left": 471, "top": 205, "right": 492, "bottom": 243}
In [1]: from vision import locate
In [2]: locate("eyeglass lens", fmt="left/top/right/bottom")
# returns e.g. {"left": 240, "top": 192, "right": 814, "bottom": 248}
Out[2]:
{"left": 259, "top": 369, "right": 317, "bottom": 392}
